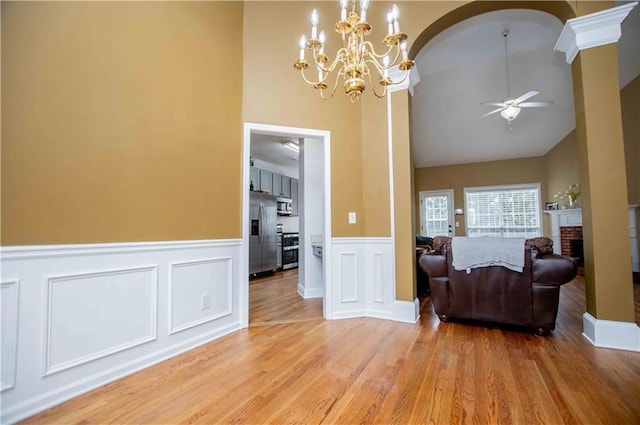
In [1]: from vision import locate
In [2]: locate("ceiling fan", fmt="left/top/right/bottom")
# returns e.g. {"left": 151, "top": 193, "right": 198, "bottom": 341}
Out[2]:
{"left": 482, "top": 29, "right": 552, "bottom": 122}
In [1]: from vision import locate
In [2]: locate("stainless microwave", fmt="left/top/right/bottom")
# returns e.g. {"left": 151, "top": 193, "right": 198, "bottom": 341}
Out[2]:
{"left": 277, "top": 197, "right": 292, "bottom": 216}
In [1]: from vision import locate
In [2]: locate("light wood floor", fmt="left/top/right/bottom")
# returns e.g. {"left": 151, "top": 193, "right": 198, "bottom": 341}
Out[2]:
{"left": 249, "top": 269, "right": 323, "bottom": 326}
{"left": 23, "top": 276, "right": 640, "bottom": 424}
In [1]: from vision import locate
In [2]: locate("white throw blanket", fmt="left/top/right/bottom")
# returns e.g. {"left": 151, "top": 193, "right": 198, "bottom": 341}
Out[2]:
{"left": 451, "top": 236, "right": 526, "bottom": 273}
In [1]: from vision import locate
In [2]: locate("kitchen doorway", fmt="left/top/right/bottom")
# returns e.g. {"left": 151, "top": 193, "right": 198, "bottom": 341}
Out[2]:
{"left": 242, "top": 123, "right": 331, "bottom": 328}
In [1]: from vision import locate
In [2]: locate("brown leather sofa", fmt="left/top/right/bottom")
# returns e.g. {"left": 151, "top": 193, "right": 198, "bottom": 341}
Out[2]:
{"left": 419, "top": 239, "right": 577, "bottom": 334}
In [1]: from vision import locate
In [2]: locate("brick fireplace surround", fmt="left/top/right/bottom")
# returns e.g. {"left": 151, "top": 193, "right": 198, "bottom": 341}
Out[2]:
{"left": 560, "top": 226, "right": 583, "bottom": 257}
{"left": 544, "top": 205, "right": 639, "bottom": 274}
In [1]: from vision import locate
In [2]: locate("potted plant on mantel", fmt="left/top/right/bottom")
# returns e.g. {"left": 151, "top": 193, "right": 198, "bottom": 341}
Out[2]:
{"left": 555, "top": 184, "right": 580, "bottom": 209}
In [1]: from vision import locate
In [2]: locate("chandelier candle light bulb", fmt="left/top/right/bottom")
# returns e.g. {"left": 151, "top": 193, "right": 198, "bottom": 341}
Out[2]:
{"left": 299, "top": 35, "right": 306, "bottom": 60}
{"left": 392, "top": 5, "right": 400, "bottom": 32}
{"left": 360, "top": 0, "right": 369, "bottom": 22}
{"left": 293, "top": 0, "right": 414, "bottom": 102}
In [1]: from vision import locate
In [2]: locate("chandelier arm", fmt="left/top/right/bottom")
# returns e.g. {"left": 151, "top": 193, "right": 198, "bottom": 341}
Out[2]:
{"left": 315, "top": 47, "right": 349, "bottom": 73}
{"left": 298, "top": 67, "right": 322, "bottom": 86}
{"left": 361, "top": 41, "right": 395, "bottom": 61}
{"left": 319, "top": 74, "right": 340, "bottom": 100}
{"left": 364, "top": 67, "right": 388, "bottom": 98}
{"left": 362, "top": 48, "right": 401, "bottom": 77}
{"left": 387, "top": 67, "right": 411, "bottom": 86}
{"left": 363, "top": 58, "right": 384, "bottom": 80}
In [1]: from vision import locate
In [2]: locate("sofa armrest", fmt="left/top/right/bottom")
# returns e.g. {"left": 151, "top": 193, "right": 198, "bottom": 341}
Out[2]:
{"left": 419, "top": 252, "right": 447, "bottom": 278}
{"left": 532, "top": 254, "right": 577, "bottom": 285}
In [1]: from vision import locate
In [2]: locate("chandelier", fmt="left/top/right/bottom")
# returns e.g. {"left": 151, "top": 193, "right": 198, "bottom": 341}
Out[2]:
{"left": 293, "top": 0, "right": 414, "bottom": 103}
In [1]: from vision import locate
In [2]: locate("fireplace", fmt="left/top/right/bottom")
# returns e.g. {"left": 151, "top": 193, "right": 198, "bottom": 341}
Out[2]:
{"left": 560, "top": 225, "right": 583, "bottom": 264}
{"left": 544, "top": 206, "right": 639, "bottom": 276}
{"left": 571, "top": 239, "right": 584, "bottom": 266}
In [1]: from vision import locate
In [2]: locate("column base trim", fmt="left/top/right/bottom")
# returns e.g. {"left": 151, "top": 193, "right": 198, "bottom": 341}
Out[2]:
{"left": 392, "top": 298, "right": 420, "bottom": 324}
{"left": 582, "top": 312, "right": 640, "bottom": 352}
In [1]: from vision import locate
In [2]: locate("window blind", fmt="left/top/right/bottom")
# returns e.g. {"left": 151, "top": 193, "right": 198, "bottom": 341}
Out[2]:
{"left": 465, "top": 185, "right": 541, "bottom": 238}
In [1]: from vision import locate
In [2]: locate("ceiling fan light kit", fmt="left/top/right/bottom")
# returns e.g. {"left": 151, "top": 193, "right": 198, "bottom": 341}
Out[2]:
{"left": 482, "top": 29, "right": 553, "bottom": 123}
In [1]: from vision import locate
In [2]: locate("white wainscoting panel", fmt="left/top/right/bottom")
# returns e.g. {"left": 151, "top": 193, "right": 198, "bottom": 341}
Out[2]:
{"left": 170, "top": 257, "right": 232, "bottom": 334}
{"left": 0, "top": 239, "right": 242, "bottom": 424}
{"left": 330, "top": 238, "right": 397, "bottom": 320}
{"left": 372, "top": 253, "right": 384, "bottom": 304}
{"left": 1, "top": 279, "right": 20, "bottom": 391}
{"left": 338, "top": 252, "right": 359, "bottom": 303}
{"left": 45, "top": 267, "right": 158, "bottom": 376}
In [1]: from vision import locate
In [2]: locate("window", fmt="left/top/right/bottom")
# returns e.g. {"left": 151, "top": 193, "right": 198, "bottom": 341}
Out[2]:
{"left": 465, "top": 184, "right": 542, "bottom": 238}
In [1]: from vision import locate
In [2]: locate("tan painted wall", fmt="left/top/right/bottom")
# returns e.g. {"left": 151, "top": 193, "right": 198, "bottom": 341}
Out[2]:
{"left": 1, "top": 1, "right": 244, "bottom": 245}
{"left": 621, "top": 75, "right": 640, "bottom": 205}
{"left": 361, "top": 90, "right": 391, "bottom": 237}
{"left": 414, "top": 157, "right": 547, "bottom": 236}
{"left": 544, "top": 130, "right": 580, "bottom": 207}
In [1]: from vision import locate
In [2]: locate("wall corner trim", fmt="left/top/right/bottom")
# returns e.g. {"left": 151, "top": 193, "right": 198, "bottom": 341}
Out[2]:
{"left": 582, "top": 312, "right": 640, "bottom": 352}
{"left": 554, "top": 2, "right": 638, "bottom": 64}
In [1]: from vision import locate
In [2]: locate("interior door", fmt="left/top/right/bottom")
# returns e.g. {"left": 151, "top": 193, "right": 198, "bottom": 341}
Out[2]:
{"left": 419, "top": 190, "right": 455, "bottom": 237}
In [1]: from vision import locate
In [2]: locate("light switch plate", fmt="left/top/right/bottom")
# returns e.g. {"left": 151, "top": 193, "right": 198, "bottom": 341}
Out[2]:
{"left": 348, "top": 212, "right": 356, "bottom": 224}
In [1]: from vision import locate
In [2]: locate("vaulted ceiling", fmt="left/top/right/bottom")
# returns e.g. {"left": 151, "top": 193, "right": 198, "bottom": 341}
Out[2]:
{"left": 411, "top": 4, "right": 639, "bottom": 168}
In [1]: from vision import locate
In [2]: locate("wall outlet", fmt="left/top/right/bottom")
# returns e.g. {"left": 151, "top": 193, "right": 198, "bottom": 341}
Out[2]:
{"left": 201, "top": 293, "right": 211, "bottom": 310}
{"left": 456, "top": 221, "right": 460, "bottom": 227}
{"left": 348, "top": 212, "right": 356, "bottom": 224}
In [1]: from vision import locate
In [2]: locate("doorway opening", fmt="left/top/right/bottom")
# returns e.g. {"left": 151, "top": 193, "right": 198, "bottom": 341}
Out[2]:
{"left": 242, "top": 123, "right": 331, "bottom": 328}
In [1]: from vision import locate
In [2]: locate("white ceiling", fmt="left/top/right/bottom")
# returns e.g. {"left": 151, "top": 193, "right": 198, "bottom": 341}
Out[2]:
{"left": 412, "top": 5, "right": 640, "bottom": 168}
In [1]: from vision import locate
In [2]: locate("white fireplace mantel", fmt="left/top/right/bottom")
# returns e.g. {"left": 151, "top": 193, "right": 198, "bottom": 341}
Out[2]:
{"left": 544, "top": 205, "right": 639, "bottom": 272}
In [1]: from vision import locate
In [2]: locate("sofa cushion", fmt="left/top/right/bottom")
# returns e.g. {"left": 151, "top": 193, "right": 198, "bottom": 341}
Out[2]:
{"left": 525, "top": 237, "right": 554, "bottom": 257}
{"left": 432, "top": 236, "right": 452, "bottom": 254}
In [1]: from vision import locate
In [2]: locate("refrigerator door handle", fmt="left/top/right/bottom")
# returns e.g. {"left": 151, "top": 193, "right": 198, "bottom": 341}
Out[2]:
{"left": 260, "top": 203, "right": 264, "bottom": 246}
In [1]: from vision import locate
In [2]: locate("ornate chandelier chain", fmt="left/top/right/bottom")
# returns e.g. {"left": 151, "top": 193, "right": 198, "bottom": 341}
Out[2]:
{"left": 294, "top": 0, "right": 414, "bottom": 103}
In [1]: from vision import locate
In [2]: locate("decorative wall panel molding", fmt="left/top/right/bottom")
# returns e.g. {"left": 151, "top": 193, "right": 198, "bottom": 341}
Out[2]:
{"left": 330, "top": 238, "right": 403, "bottom": 321}
{"left": 0, "top": 239, "right": 242, "bottom": 424}
{"left": 44, "top": 266, "right": 158, "bottom": 376}
{"left": 1, "top": 279, "right": 20, "bottom": 391}
{"left": 169, "top": 257, "right": 233, "bottom": 334}
{"left": 338, "top": 252, "right": 359, "bottom": 303}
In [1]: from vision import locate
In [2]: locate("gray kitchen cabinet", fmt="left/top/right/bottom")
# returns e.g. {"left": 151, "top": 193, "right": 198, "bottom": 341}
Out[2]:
{"left": 273, "top": 174, "right": 282, "bottom": 197}
{"left": 250, "top": 167, "right": 259, "bottom": 191}
{"left": 291, "top": 178, "right": 299, "bottom": 216}
{"left": 281, "top": 176, "right": 291, "bottom": 198}
{"left": 259, "top": 169, "right": 273, "bottom": 194}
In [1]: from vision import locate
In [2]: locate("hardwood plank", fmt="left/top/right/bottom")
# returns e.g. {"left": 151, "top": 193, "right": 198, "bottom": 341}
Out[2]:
{"left": 22, "top": 277, "right": 640, "bottom": 425}
{"left": 249, "top": 269, "right": 323, "bottom": 325}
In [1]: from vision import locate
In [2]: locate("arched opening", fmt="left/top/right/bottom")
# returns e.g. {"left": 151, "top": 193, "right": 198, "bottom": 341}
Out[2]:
{"left": 392, "top": 0, "right": 638, "bottom": 346}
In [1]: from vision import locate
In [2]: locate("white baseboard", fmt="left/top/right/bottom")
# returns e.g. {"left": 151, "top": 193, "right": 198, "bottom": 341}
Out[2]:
{"left": 297, "top": 282, "right": 323, "bottom": 299}
{"left": 1, "top": 239, "right": 243, "bottom": 424}
{"left": 582, "top": 312, "right": 640, "bottom": 352}
{"left": 4, "top": 323, "right": 240, "bottom": 424}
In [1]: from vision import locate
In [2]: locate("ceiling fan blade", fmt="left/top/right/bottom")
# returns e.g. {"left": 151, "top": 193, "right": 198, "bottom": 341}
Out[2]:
{"left": 514, "top": 90, "right": 539, "bottom": 103}
{"left": 520, "top": 101, "right": 553, "bottom": 107}
{"left": 482, "top": 107, "right": 504, "bottom": 118}
{"left": 481, "top": 102, "right": 507, "bottom": 107}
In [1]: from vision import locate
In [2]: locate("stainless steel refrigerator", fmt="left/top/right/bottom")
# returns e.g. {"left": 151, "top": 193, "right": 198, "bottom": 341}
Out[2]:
{"left": 249, "top": 192, "right": 278, "bottom": 276}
